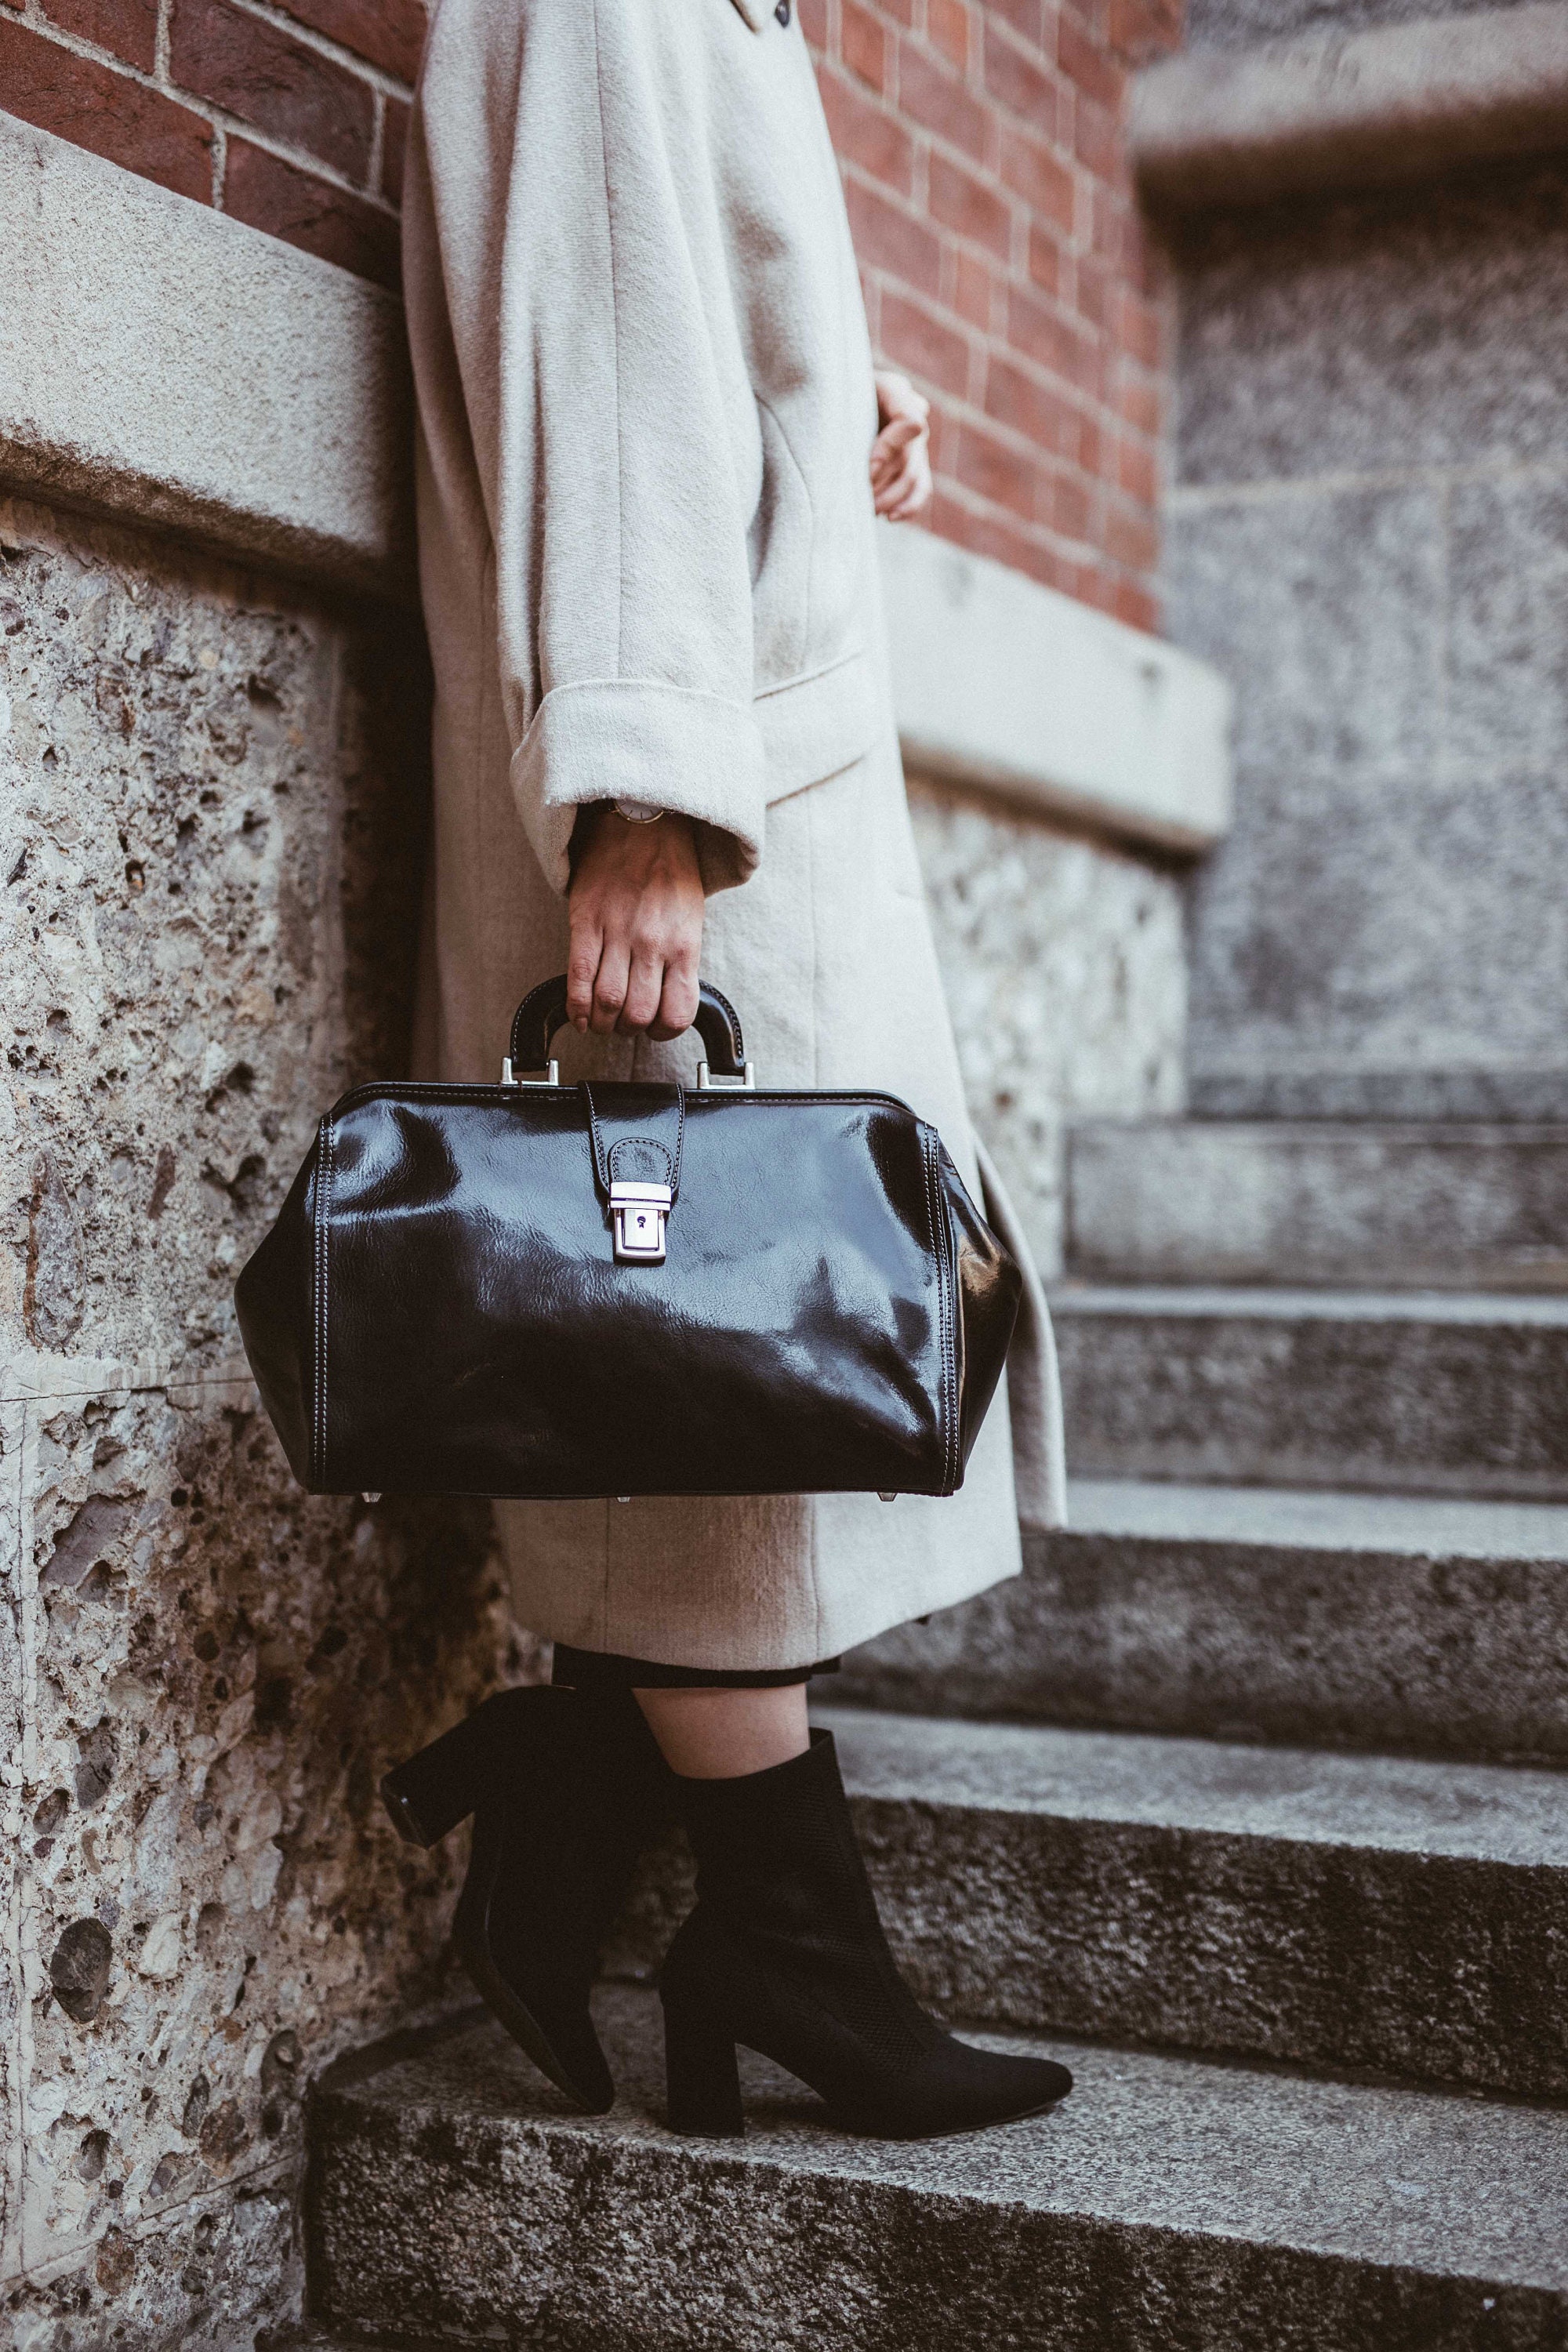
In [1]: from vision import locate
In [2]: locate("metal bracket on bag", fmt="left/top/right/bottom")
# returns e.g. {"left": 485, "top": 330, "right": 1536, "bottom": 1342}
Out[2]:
{"left": 500, "top": 1057, "right": 561, "bottom": 1088}
{"left": 610, "top": 1181, "right": 672, "bottom": 1263}
{"left": 696, "top": 1060, "right": 756, "bottom": 1091}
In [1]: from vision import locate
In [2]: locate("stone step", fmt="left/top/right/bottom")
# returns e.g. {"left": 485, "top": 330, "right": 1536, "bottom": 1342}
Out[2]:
{"left": 833, "top": 1479, "right": 1568, "bottom": 1759}
{"left": 1053, "top": 1284, "right": 1568, "bottom": 1498}
{"left": 307, "top": 1989, "right": 1568, "bottom": 2352}
{"left": 1067, "top": 1120, "right": 1568, "bottom": 1291}
{"left": 604, "top": 1709, "right": 1568, "bottom": 2100}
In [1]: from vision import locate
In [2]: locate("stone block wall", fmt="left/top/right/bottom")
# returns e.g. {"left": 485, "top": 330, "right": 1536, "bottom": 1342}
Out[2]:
{"left": 1, "top": 494, "right": 519, "bottom": 2350}
{"left": 1165, "top": 147, "right": 1568, "bottom": 1117}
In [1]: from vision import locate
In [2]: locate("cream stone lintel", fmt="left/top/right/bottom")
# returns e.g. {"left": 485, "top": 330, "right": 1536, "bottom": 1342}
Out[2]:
{"left": 879, "top": 522, "right": 1233, "bottom": 854}
{"left": 1134, "top": 1, "right": 1568, "bottom": 212}
{"left": 0, "top": 114, "right": 414, "bottom": 601}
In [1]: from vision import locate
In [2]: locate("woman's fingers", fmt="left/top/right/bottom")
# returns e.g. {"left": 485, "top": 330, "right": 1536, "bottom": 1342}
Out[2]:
{"left": 869, "top": 375, "right": 933, "bottom": 520}
{"left": 619, "top": 945, "right": 666, "bottom": 1034}
{"left": 566, "top": 918, "right": 603, "bottom": 1032}
{"left": 564, "top": 808, "right": 706, "bottom": 1043}
{"left": 652, "top": 954, "right": 700, "bottom": 1042}
{"left": 590, "top": 937, "right": 631, "bottom": 1033}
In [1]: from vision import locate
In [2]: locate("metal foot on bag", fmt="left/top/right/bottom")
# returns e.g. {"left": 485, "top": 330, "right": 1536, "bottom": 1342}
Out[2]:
{"left": 361, "top": 1491, "right": 382, "bottom": 1504}
{"left": 879, "top": 1491, "right": 898, "bottom": 1502}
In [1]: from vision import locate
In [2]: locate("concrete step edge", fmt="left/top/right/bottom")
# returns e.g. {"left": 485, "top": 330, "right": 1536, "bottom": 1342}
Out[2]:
{"left": 307, "top": 1988, "right": 1568, "bottom": 2350}
{"left": 1059, "top": 1475, "right": 1568, "bottom": 1559}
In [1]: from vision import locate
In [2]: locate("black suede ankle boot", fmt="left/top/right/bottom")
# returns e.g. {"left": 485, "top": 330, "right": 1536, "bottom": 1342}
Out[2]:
{"left": 660, "top": 1727, "right": 1072, "bottom": 2139}
{"left": 382, "top": 1683, "right": 673, "bottom": 2113}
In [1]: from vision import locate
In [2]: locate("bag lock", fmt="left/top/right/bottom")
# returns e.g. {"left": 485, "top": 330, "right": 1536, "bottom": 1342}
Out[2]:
{"left": 583, "top": 1083, "right": 684, "bottom": 1265}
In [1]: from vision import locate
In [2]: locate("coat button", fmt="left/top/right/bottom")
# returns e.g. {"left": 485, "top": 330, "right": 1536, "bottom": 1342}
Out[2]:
{"left": 775, "top": 0, "right": 790, "bottom": 20}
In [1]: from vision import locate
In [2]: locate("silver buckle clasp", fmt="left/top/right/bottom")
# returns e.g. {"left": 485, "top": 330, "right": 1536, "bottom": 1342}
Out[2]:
{"left": 500, "top": 1058, "right": 561, "bottom": 1088}
{"left": 611, "top": 1181, "right": 671, "bottom": 1263}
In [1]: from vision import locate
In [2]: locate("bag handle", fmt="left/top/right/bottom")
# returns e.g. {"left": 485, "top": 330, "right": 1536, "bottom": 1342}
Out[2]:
{"left": 505, "top": 974, "right": 752, "bottom": 1086}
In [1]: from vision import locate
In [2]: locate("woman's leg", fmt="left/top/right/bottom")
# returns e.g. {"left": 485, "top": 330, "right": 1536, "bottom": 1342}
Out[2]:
{"left": 633, "top": 1684, "right": 808, "bottom": 1779}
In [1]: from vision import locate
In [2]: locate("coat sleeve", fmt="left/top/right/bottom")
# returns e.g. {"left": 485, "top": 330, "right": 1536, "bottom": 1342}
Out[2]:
{"left": 417, "top": 0, "right": 767, "bottom": 898}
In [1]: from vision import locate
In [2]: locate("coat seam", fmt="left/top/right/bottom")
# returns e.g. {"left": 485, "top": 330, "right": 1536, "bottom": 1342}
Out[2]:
{"left": 590, "top": 0, "right": 624, "bottom": 682}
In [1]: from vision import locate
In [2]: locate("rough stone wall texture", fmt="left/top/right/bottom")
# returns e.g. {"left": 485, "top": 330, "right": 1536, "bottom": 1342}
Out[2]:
{"left": 1185, "top": 0, "right": 1534, "bottom": 50}
{"left": 1165, "top": 154, "right": 1568, "bottom": 1117}
{"left": 0, "top": 495, "right": 519, "bottom": 2350}
{"left": 907, "top": 775, "right": 1187, "bottom": 1275}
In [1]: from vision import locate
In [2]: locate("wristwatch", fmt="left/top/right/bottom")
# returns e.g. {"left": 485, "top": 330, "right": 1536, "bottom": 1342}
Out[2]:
{"left": 613, "top": 797, "right": 663, "bottom": 825}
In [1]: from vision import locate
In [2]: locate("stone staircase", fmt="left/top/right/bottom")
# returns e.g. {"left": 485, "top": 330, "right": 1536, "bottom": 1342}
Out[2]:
{"left": 300, "top": 1120, "right": 1568, "bottom": 2349}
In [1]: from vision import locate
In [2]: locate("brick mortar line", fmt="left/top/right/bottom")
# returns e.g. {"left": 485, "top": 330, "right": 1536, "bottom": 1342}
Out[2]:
{"left": 215, "top": 0, "right": 415, "bottom": 105}
{"left": 7, "top": 8, "right": 404, "bottom": 215}
{"left": 837, "top": 158, "right": 1142, "bottom": 321}
{"left": 871, "top": 270, "right": 1160, "bottom": 403}
{"left": 865, "top": 302, "right": 1167, "bottom": 459}
{"left": 924, "top": 475, "right": 1152, "bottom": 581}
{"left": 822, "top": 57, "right": 1117, "bottom": 239}
{"left": 6, "top": 0, "right": 409, "bottom": 207}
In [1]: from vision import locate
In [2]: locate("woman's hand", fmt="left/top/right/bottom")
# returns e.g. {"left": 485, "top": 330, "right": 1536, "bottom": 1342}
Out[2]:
{"left": 870, "top": 371, "right": 933, "bottom": 521}
{"left": 566, "top": 805, "right": 706, "bottom": 1039}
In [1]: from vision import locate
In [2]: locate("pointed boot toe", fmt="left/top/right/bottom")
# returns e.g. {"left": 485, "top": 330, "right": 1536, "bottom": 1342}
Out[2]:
{"left": 662, "top": 1730, "right": 1076, "bottom": 2142}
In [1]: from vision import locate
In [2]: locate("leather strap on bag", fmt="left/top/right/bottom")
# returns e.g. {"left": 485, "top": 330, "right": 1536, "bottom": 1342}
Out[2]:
{"left": 582, "top": 1082, "right": 685, "bottom": 1264}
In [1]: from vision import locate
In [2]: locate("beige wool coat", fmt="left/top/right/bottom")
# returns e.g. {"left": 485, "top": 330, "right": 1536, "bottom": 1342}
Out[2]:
{"left": 402, "top": 0, "right": 1067, "bottom": 1668}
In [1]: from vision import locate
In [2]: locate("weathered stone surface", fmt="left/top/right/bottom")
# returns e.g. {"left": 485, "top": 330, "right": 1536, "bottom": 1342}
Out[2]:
{"left": 1, "top": 495, "right": 518, "bottom": 2347}
{"left": 0, "top": 116, "right": 414, "bottom": 599}
{"left": 907, "top": 777, "right": 1186, "bottom": 1276}
{"left": 1171, "top": 485, "right": 1442, "bottom": 781}
{"left": 1448, "top": 470, "right": 1568, "bottom": 771}
{"left": 607, "top": 1708, "right": 1568, "bottom": 2096}
{"left": 1138, "top": 4, "right": 1568, "bottom": 212}
{"left": 1173, "top": 167, "right": 1568, "bottom": 484}
{"left": 307, "top": 1991, "right": 1568, "bottom": 2350}
{"left": 1164, "top": 150, "right": 1568, "bottom": 1123}
{"left": 2, "top": 1360, "right": 516, "bottom": 2345}
{"left": 835, "top": 1480, "right": 1568, "bottom": 1759}
{"left": 1067, "top": 1120, "right": 1568, "bottom": 1288}
{"left": 1168, "top": 484, "right": 1568, "bottom": 1118}
{"left": 1188, "top": 0, "right": 1530, "bottom": 51}
{"left": 0, "top": 494, "right": 431, "bottom": 1367}
{"left": 1054, "top": 1286, "right": 1568, "bottom": 1497}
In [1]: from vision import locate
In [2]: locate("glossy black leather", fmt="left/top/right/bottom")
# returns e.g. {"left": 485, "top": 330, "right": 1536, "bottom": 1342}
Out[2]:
{"left": 510, "top": 975, "right": 748, "bottom": 1078}
{"left": 234, "top": 982, "right": 1021, "bottom": 1501}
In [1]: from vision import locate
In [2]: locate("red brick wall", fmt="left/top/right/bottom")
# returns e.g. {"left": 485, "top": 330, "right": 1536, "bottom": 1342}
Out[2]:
{"left": 0, "top": 0, "right": 416, "bottom": 286}
{"left": 808, "top": 0, "right": 1179, "bottom": 629}
{"left": 2, "top": 0, "right": 1177, "bottom": 622}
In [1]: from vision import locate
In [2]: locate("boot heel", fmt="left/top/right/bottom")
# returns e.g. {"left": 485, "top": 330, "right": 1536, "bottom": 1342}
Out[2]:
{"left": 380, "top": 1708, "right": 492, "bottom": 1848}
{"left": 662, "top": 1990, "right": 745, "bottom": 2137}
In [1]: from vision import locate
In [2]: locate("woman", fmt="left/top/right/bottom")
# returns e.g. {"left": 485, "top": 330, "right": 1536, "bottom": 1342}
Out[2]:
{"left": 387, "top": 0, "right": 1070, "bottom": 2140}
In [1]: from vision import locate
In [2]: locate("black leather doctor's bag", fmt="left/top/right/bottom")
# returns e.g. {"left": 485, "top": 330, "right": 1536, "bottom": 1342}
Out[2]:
{"left": 234, "top": 975, "right": 1021, "bottom": 1503}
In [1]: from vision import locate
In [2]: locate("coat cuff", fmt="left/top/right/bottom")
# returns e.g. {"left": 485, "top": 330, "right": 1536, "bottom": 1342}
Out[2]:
{"left": 512, "top": 679, "right": 767, "bottom": 896}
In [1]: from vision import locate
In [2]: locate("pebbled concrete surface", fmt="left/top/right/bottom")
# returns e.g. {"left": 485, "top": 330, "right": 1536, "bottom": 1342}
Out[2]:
{"left": 0, "top": 493, "right": 521, "bottom": 2349}
{"left": 605, "top": 1708, "right": 1568, "bottom": 2096}
{"left": 835, "top": 1479, "right": 1568, "bottom": 1758}
{"left": 307, "top": 1990, "right": 1568, "bottom": 2350}
{"left": 1053, "top": 1287, "right": 1568, "bottom": 1497}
